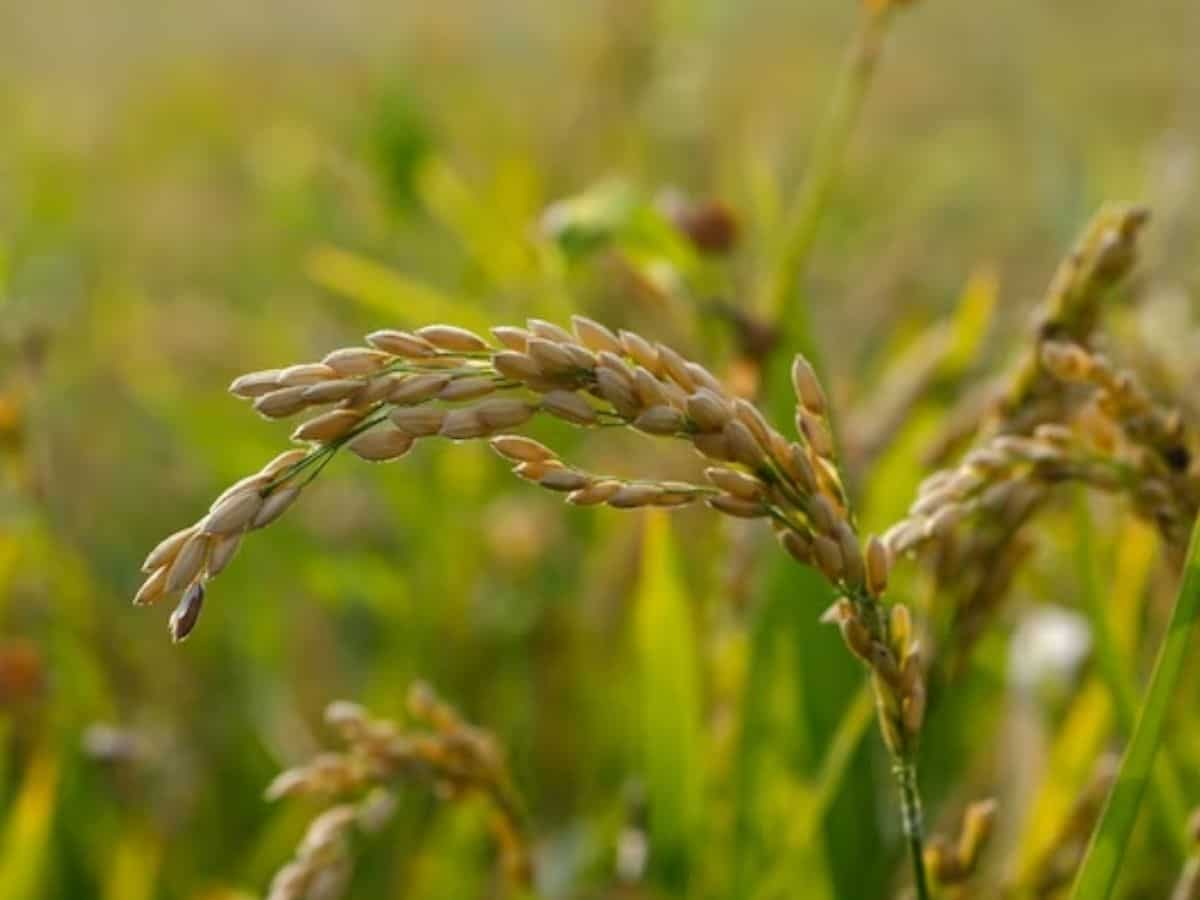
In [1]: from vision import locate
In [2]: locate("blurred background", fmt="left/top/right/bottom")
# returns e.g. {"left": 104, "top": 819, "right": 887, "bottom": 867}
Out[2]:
{"left": 2, "top": 1, "right": 1199, "bottom": 898}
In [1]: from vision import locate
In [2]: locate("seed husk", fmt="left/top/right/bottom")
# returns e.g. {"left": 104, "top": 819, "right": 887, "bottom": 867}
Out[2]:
{"left": 724, "top": 419, "right": 763, "bottom": 469}
{"left": 278, "top": 363, "right": 338, "bottom": 387}
{"left": 260, "top": 449, "right": 311, "bottom": 479}
{"left": 490, "top": 436, "right": 557, "bottom": 463}
{"left": 390, "top": 406, "right": 446, "bottom": 437}
{"left": 527, "top": 318, "right": 574, "bottom": 343}
{"left": 692, "top": 431, "right": 733, "bottom": 461}
{"left": 366, "top": 329, "right": 436, "bottom": 358}
{"left": 539, "top": 468, "right": 591, "bottom": 492}
{"left": 142, "top": 525, "right": 200, "bottom": 573}
{"left": 835, "top": 521, "right": 864, "bottom": 587}
{"left": 493, "top": 351, "right": 542, "bottom": 382}
{"left": 790, "top": 354, "right": 826, "bottom": 414}
{"left": 253, "top": 486, "right": 302, "bottom": 528}
{"left": 608, "top": 484, "right": 661, "bottom": 508}
{"left": 348, "top": 427, "right": 415, "bottom": 462}
{"left": 684, "top": 362, "right": 725, "bottom": 396}
{"left": 389, "top": 373, "right": 452, "bottom": 405}
{"left": 134, "top": 566, "right": 168, "bottom": 606}
{"left": 475, "top": 398, "right": 535, "bottom": 430}
{"left": 321, "top": 347, "right": 392, "bottom": 376}
{"left": 229, "top": 369, "right": 283, "bottom": 398}
{"left": 292, "top": 409, "right": 363, "bottom": 443}
{"left": 202, "top": 490, "right": 265, "bottom": 535}
{"left": 206, "top": 533, "right": 243, "bottom": 577}
{"left": 491, "top": 326, "right": 530, "bottom": 351}
{"left": 707, "top": 494, "right": 767, "bottom": 518}
{"left": 812, "top": 533, "right": 843, "bottom": 582}
{"left": 734, "top": 398, "right": 771, "bottom": 446}
{"left": 619, "top": 330, "right": 659, "bottom": 372}
{"left": 866, "top": 536, "right": 891, "bottom": 597}
{"left": 571, "top": 315, "right": 622, "bottom": 354}
{"left": 633, "top": 367, "right": 668, "bottom": 407}
{"left": 513, "top": 460, "right": 555, "bottom": 481}
{"left": 686, "top": 389, "right": 730, "bottom": 432}
{"left": 301, "top": 379, "right": 364, "bottom": 404}
{"left": 439, "top": 377, "right": 496, "bottom": 402}
{"left": 655, "top": 344, "right": 695, "bottom": 392}
{"left": 254, "top": 386, "right": 311, "bottom": 419}
{"left": 595, "top": 369, "right": 641, "bottom": 418}
{"left": 169, "top": 580, "right": 205, "bottom": 643}
{"left": 798, "top": 409, "right": 835, "bottom": 458}
{"left": 415, "top": 324, "right": 489, "bottom": 353}
{"left": 567, "top": 480, "right": 622, "bottom": 505}
{"left": 526, "top": 337, "right": 577, "bottom": 375}
{"left": 439, "top": 408, "right": 488, "bottom": 440}
{"left": 596, "top": 350, "right": 635, "bottom": 382}
{"left": 705, "top": 467, "right": 764, "bottom": 501}
{"left": 166, "top": 532, "right": 210, "bottom": 593}
{"left": 634, "top": 406, "right": 685, "bottom": 435}
{"left": 779, "top": 529, "right": 814, "bottom": 565}
{"left": 541, "top": 390, "right": 598, "bottom": 426}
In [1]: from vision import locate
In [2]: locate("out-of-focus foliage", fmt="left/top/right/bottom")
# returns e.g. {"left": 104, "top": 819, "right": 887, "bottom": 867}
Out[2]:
{"left": 1, "top": 0, "right": 1198, "bottom": 898}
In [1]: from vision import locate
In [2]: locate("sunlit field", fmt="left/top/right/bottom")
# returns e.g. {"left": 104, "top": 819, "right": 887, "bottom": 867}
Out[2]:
{"left": 2, "top": 1, "right": 1200, "bottom": 898}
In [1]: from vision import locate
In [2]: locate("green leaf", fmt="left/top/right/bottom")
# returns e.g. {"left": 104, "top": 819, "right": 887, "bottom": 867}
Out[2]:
{"left": 305, "top": 243, "right": 491, "bottom": 334}
{"left": 634, "top": 511, "right": 703, "bottom": 891}
{"left": 1070, "top": 512, "right": 1200, "bottom": 899}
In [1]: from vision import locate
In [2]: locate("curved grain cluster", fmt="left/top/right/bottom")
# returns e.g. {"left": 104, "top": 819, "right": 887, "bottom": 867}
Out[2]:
{"left": 135, "top": 315, "right": 894, "bottom": 642}
{"left": 265, "top": 683, "right": 528, "bottom": 900}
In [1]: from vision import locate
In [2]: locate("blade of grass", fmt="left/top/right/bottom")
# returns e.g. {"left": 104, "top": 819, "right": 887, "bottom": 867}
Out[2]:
{"left": 635, "top": 512, "right": 703, "bottom": 892}
{"left": 1070, "top": 512, "right": 1200, "bottom": 899}
{"left": 1072, "top": 493, "right": 1189, "bottom": 859}
{"left": 757, "top": 6, "right": 897, "bottom": 359}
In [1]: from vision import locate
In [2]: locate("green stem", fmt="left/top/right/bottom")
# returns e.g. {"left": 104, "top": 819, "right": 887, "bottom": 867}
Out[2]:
{"left": 894, "top": 759, "right": 932, "bottom": 900}
{"left": 1070, "top": 512, "right": 1200, "bottom": 899}
{"left": 759, "top": 9, "right": 893, "bottom": 344}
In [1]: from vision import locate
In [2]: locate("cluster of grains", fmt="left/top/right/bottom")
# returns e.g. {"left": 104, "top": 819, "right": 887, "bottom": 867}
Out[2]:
{"left": 824, "top": 597, "right": 922, "bottom": 755}
{"left": 995, "top": 205, "right": 1150, "bottom": 434}
{"left": 265, "top": 683, "right": 529, "bottom": 899}
{"left": 1041, "top": 339, "right": 1198, "bottom": 548}
{"left": 134, "top": 315, "right": 896, "bottom": 640}
{"left": 923, "top": 798, "right": 997, "bottom": 887}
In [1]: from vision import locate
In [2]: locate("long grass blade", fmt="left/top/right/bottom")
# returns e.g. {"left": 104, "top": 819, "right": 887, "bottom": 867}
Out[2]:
{"left": 1070, "top": 513, "right": 1200, "bottom": 899}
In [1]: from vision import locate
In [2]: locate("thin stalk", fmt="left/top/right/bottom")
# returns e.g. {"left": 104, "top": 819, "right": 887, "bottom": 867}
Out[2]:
{"left": 1070, "top": 512, "right": 1200, "bottom": 899}
{"left": 894, "top": 759, "right": 932, "bottom": 900}
{"left": 758, "top": 8, "right": 895, "bottom": 351}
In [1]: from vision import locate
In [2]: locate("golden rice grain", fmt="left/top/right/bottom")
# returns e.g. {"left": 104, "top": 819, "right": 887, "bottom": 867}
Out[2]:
{"left": 142, "top": 525, "right": 199, "bottom": 573}
{"left": 168, "top": 581, "right": 205, "bottom": 643}
{"left": 321, "top": 347, "right": 392, "bottom": 376}
{"left": 439, "top": 376, "right": 497, "bottom": 402}
{"left": 134, "top": 566, "right": 168, "bottom": 606}
{"left": 202, "top": 490, "right": 264, "bottom": 535}
{"left": 165, "top": 532, "right": 209, "bottom": 593}
{"left": 489, "top": 435, "right": 557, "bottom": 463}
{"left": 571, "top": 315, "right": 622, "bottom": 354}
{"left": 291, "top": 409, "right": 363, "bottom": 444}
{"left": 633, "top": 406, "right": 686, "bottom": 435}
{"left": 415, "top": 324, "right": 489, "bottom": 353}
{"left": 390, "top": 406, "right": 446, "bottom": 436}
{"left": 229, "top": 369, "right": 283, "bottom": 398}
{"left": 254, "top": 386, "right": 311, "bottom": 419}
{"left": 206, "top": 533, "right": 243, "bottom": 578}
{"left": 278, "top": 363, "right": 338, "bottom": 386}
{"left": 541, "top": 390, "right": 598, "bottom": 426}
{"left": 439, "top": 408, "right": 488, "bottom": 440}
{"left": 366, "top": 329, "right": 437, "bottom": 358}
{"left": 252, "top": 486, "right": 302, "bottom": 529}
{"left": 347, "top": 427, "right": 415, "bottom": 462}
